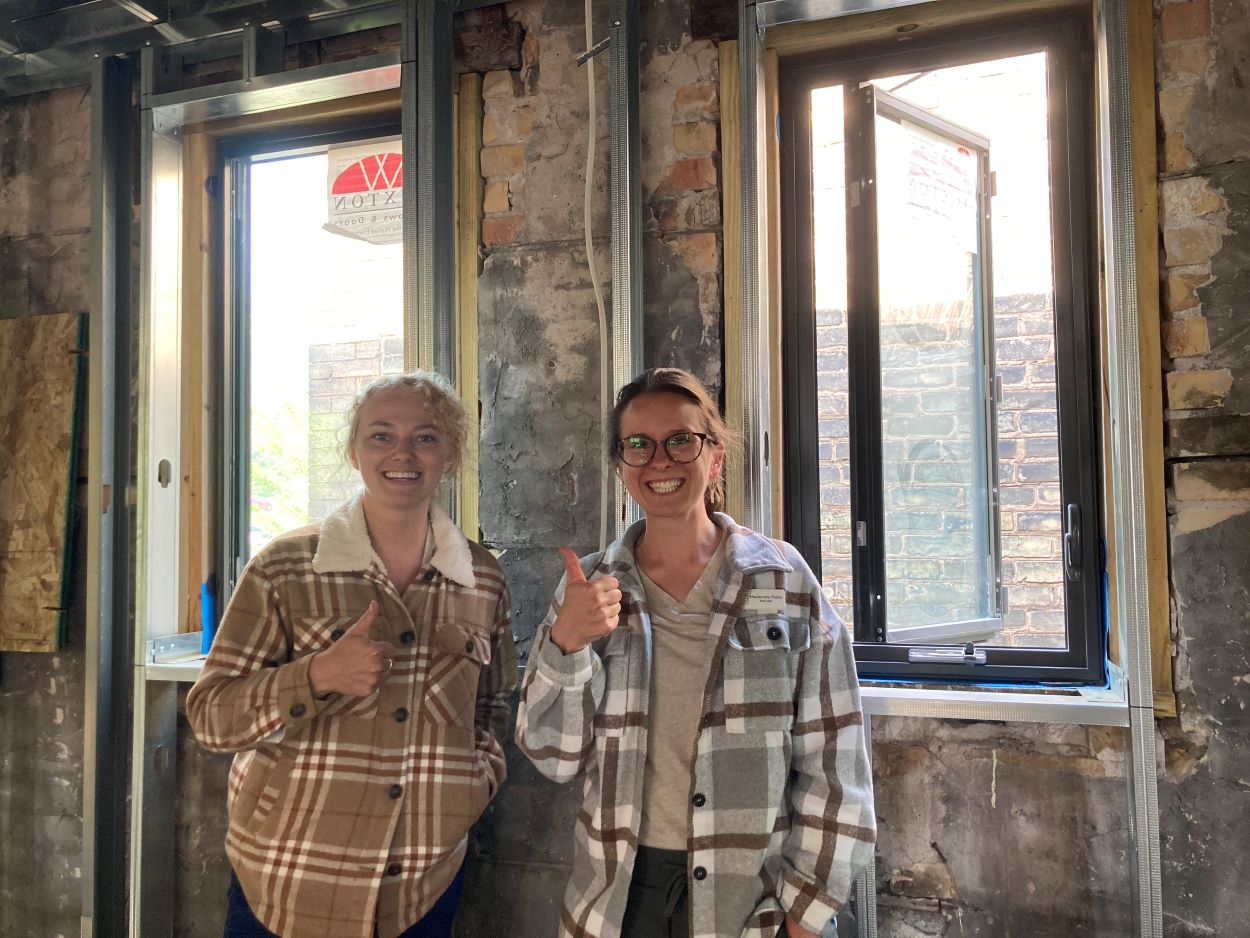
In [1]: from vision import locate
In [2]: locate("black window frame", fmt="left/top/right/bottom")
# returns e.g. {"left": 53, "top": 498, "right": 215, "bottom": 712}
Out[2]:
{"left": 214, "top": 114, "right": 403, "bottom": 599}
{"left": 779, "top": 13, "right": 1105, "bottom": 685}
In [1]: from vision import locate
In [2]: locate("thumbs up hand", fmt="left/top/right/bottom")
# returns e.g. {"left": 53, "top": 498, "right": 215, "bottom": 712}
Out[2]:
{"left": 308, "top": 601, "right": 398, "bottom": 697}
{"left": 549, "top": 547, "right": 623, "bottom": 655}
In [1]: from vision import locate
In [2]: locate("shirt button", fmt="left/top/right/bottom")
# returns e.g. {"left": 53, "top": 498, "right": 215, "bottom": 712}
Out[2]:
{"left": 692, "top": 793, "right": 706, "bottom": 808}
{"left": 394, "top": 707, "right": 409, "bottom": 723}
{"left": 330, "top": 628, "right": 345, "bottom": 640}
{"left": 386, "top": 862, "right": 402, "bottom": 877}
{"left": 692, "top": 866, "right": 708, "bottom": 881}
{"left": 289, "top": 703, "right": 306, "bottom": 718}
{"left": 766, "top": 626, "right": 783, "bottom": 641}
{"left": 423, "top": 569, "right": 437, "bottom": 581}
{"left": 465, "top": 641, "right": 475, "bottom": 655}
{"left": 400, "top": 631, "right": 416, "bottom": 644}
{"left": 388, "top": 784, "right": 403, "bottom": 799}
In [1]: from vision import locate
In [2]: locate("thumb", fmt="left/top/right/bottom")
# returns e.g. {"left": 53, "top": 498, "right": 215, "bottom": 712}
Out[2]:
{"left": 559, "top": 547, "right": 588, "bottom": 585}
{"left": 346, "top": 601, "right": 379, "bottom": 636}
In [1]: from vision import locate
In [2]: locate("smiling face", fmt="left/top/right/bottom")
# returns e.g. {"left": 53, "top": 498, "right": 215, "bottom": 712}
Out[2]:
{"left": 348, "top": 386, "right": 454, "bottom": 517}
{"left": 615, "top": 391, "right": 724, "bottom": 523}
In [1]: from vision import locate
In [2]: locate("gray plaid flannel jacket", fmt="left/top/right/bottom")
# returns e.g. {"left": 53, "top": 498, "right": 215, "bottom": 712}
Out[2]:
{"left": 517, "top": 513, "right": 875, "bottom": 938}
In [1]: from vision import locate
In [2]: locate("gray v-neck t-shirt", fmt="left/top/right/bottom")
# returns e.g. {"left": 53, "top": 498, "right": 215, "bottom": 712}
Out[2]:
{"left": 637, "top": 538, "right": 727, "bottom": 850}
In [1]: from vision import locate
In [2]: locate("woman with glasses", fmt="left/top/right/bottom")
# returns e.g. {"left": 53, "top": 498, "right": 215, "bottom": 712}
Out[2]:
{"left": 518, "top": 367, "right": 875, "bottom": 938}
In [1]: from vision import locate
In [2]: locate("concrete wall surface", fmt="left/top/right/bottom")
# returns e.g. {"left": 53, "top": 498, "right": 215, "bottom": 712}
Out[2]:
{"left": 2, "top": 0, "right": 1249, "bottom": 936}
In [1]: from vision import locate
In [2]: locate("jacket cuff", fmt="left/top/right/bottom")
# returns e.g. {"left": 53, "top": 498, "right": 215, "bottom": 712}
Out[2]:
{"left": 277, "top": 654, "right": 331, "bottom": 726}
{"left": 779, "top": 871, "right": 841, "bottom": 935}
{"left": 533, "top": 633, "right": 595, "bottom": 687}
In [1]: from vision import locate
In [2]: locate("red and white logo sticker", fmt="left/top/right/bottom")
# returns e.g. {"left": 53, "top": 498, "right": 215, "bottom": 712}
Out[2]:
{"left": 324, "top": 142, "right": 403, "bottom": 245}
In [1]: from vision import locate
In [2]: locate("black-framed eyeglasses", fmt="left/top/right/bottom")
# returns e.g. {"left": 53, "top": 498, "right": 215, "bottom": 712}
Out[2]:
{"left": 614, "top": 431, "right": 711, "bottom": 467}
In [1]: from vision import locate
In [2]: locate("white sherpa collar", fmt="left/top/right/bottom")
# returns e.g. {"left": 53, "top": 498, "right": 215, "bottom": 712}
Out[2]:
{"left": 311, "top": 493, "right": 477, "bottom": 588}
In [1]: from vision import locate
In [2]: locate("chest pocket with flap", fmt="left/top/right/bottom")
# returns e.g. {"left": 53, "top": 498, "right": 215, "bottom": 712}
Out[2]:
{"left": 721, "top": 616, "right": 811, "bottom": 733}
{"left": 423, "top": 619, "right": 492, "bottom": 728}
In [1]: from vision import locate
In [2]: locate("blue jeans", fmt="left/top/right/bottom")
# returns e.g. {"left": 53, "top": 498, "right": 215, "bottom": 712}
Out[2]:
{"left": 225, "top": 863, "right": 467, "bottom": 938}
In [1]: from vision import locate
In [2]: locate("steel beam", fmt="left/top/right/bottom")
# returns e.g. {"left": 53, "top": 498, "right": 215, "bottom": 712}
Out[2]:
{"left": 83, "top": 51, "right": 137, "bottom": 938}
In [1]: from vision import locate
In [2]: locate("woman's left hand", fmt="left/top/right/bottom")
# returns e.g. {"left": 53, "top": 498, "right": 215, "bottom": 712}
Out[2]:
{"left": 784, "top": 914, "right": 819, "bottom": 938}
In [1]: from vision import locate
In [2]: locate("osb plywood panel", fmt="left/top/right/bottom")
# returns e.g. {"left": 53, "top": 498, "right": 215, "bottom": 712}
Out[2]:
{"left": 0, "top": 312, "right": 82, "bottom": 653}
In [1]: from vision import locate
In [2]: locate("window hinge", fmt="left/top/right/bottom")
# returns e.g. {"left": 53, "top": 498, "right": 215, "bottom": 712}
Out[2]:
{"left": 849, "top": 180, "right": 862, "bottom": 208}
{"left": 856, "top": 520, "right": 868, "bottom": 547}
{"left": 998, "top": 585, "right": 1009, "bottom": 616}
{"left": 989, "top": 170, "right": 998, "bottom": 197}
{"left": 992, "top": 373, "right": 1003, "bottom": 405}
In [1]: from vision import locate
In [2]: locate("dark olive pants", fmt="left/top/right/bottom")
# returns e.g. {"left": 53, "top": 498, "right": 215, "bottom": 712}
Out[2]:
{"left": 620, "top": 846, "right": 690, "bottom": 938}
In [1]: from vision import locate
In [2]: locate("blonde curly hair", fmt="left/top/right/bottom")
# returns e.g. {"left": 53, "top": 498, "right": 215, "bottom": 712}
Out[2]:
{"left": 343, "top": 370, "right": 469, "bottom": 472}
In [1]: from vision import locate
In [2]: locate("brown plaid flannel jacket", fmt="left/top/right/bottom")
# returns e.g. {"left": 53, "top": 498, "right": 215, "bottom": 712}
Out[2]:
{"left": 517, "top": 514, "right": 875, "bottom": 938}
{"left": 187, "top": 496, "right": 516, "bottom": 938}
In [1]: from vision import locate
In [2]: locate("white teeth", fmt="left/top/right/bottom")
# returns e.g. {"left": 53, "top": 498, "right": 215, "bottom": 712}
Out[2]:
{"left": 648, "top": 479, "right": 682, "bottom": 494}
{"left": 383, "top": 471, "right": 420, "bottom": 480}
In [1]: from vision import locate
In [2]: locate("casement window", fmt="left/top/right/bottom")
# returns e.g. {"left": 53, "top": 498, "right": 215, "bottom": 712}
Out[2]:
{"left": 779, "top": 15, "right": 1104, "bottom": 683}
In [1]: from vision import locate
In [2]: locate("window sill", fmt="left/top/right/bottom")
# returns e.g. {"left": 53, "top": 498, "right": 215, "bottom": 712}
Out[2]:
{"left": 860, "top": 671, "right": 1131, "bottom": 727}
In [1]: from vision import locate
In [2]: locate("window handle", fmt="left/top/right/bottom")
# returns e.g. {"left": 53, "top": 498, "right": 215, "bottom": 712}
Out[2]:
{"left": 1064, "top": 503, "right": 1082, "bottom": 581}
{"left": 908, "top": 642, "right": 987, "bottom": 665}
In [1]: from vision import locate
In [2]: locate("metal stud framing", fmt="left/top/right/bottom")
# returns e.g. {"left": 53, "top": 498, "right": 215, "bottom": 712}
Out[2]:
{"left": 737, "top": 1, "right": 772, "bottom": 535}
{"left": 609, "top": 0, "right": 644, "bottom": 537}
{"left": 1095, "top": 0, "right": 1163, "bottom": 931}
{"left": 404, "top": 0, "right": 457, "bottom": 379}
{"left": 741, "top": 0, "right": 1163, "bottom": 934}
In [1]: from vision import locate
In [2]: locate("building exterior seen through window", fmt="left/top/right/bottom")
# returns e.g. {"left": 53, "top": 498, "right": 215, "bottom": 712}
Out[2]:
{"left": 241, "top": 138, "right": 404, "bottom": 559}
{"left": 810, "top": 54, "right": 1062, "bottom": 649}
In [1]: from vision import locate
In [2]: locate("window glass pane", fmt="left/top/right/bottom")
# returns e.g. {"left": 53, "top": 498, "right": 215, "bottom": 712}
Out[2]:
{"left": 809, "top": 85, "right": 854, "bottom": 631}
{"left": 247, "top": 144, "right": 404, "bottom": 556}
{"left": 870, "top": 53, "right": 1066, "bottom": 649}
{"left": 873, "top": 109, "right": 994, "bottom": 642}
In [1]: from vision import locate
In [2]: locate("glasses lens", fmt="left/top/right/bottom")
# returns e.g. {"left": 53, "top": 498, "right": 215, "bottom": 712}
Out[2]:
{"left": 665, "top": 432, "right": 702, "bottom": 463}
{"left": 619, "top": 436, "right": 655, "bottom": 466}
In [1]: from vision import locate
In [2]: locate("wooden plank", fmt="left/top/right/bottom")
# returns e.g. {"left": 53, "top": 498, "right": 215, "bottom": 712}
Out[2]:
{"left": 456, "top": 73, "right": 483, "bottom": 541}
{"left": 765, "top": 0, "right": 1084, "bottom": 58}
{"left": 719, "top": 40, "right": 745, "bottom": 523}
{"left": 180, "top": 131, "right": 216, "bottom": 635}
{"left": 1128, "top": 0, "right": 1174, "bottom": 716}
{"left": 0, "top": 312, "right": 82, "bottom": 652}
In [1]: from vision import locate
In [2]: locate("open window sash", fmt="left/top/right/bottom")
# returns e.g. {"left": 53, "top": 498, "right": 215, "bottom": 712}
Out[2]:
{"left": 845, "top": 83, "right": 1004, "bottom": 647}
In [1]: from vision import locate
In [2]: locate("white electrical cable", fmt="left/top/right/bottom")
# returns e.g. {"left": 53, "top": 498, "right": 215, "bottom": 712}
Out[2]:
{"left": 584, "top": 0, "right": 612, "bottom": 551}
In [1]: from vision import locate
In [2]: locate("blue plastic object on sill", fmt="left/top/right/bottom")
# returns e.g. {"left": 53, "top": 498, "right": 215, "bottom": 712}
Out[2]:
{"left": 200, "top": 578, "right": 219, "bottom": 655}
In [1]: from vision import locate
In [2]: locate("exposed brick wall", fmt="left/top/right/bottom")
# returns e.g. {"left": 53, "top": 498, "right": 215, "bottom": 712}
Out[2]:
{"left": 816, "top": 292, "right": 1065, "bottom": 646}
{"left": 306, "top": 335, "right": 403, "bottom": 521}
